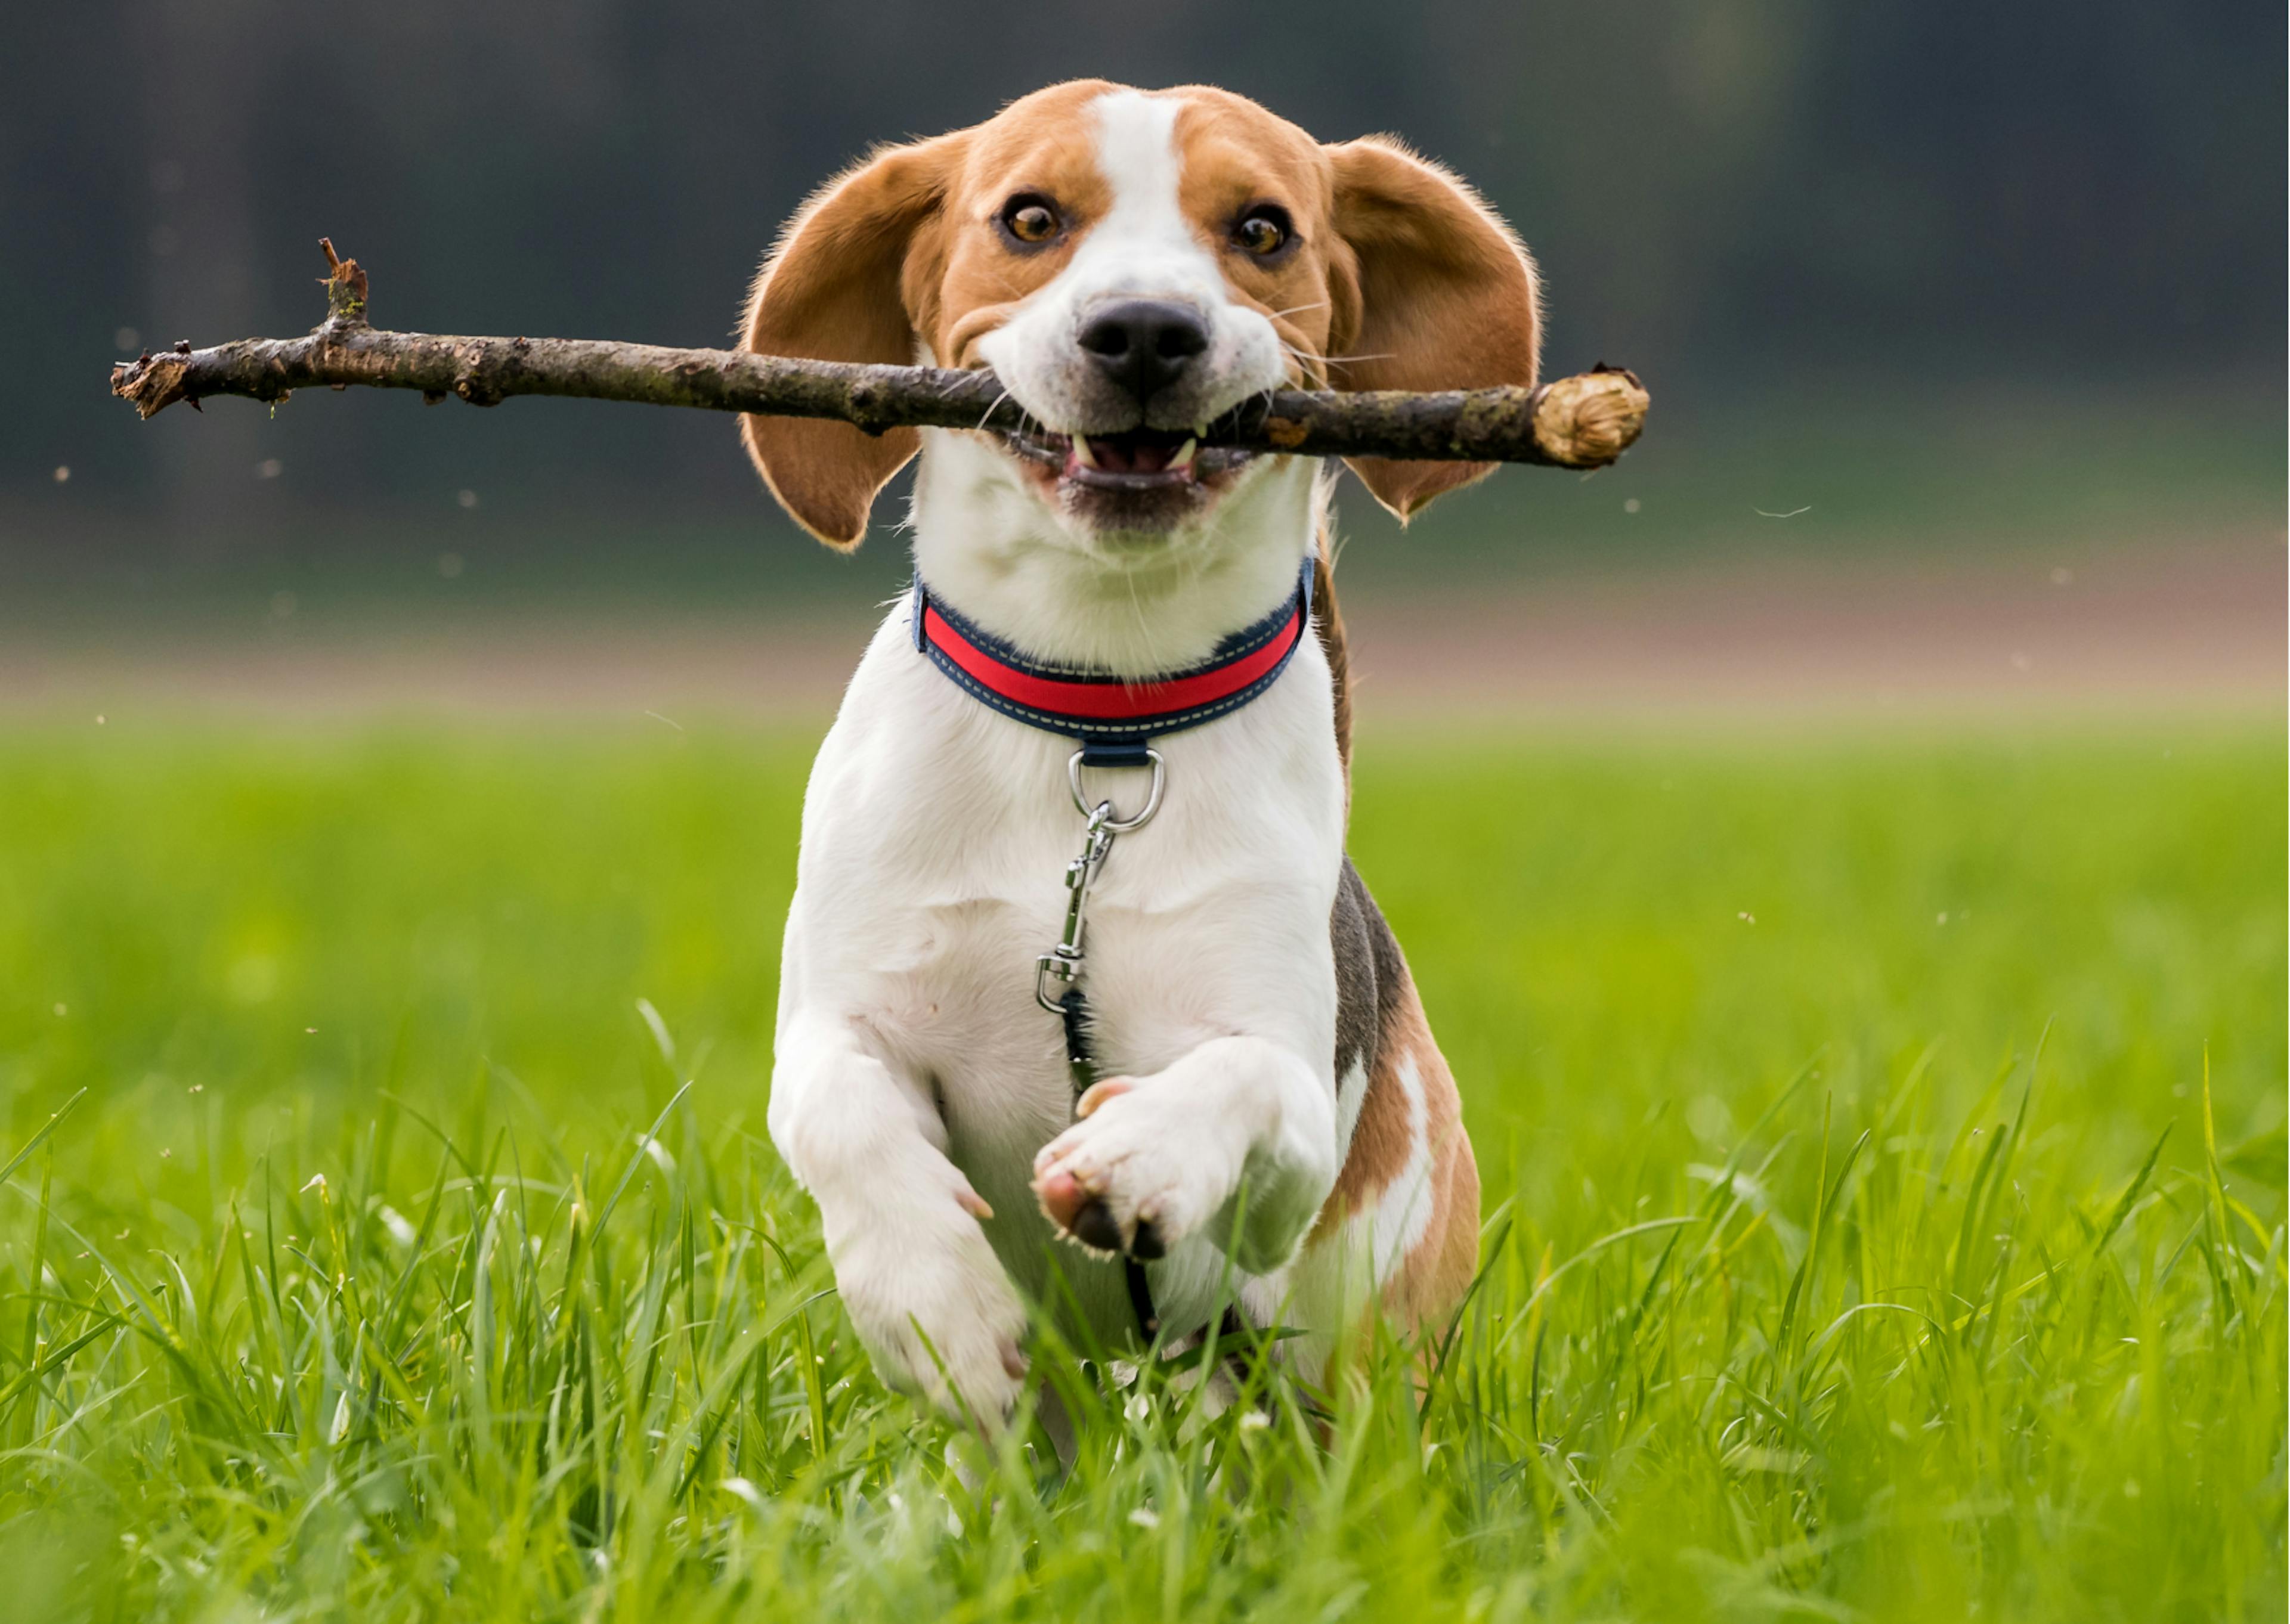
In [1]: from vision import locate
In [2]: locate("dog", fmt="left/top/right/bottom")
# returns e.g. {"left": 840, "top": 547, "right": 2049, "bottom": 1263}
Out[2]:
{"left": 743, "top": 80, "right": 1538, "bottom": 1425}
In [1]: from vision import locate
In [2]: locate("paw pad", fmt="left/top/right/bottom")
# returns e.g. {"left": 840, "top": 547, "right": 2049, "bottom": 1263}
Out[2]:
{"left": 1069, "top": 1198, "right": 1123, "bottom": 1253}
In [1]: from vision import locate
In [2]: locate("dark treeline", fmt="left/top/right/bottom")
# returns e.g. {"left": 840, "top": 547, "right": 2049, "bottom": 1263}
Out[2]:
{"left": 7, "top": 0, "right": 2282, "bottom": 530}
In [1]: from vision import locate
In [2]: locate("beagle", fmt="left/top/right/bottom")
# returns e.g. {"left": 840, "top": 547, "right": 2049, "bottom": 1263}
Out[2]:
{"left": 745, "top": 80, "right": 1537, "bottom": 1424}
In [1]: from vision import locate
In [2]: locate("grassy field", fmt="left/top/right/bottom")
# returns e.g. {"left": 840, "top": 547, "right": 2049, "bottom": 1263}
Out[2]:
{"left": 0, "top": 715, "right": 2281, "bottom": 1622}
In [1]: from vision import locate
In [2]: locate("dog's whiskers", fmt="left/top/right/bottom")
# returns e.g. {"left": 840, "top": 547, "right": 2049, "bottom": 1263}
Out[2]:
{"left": 1276, "top": 341, "right": 1398, "bottom": 383}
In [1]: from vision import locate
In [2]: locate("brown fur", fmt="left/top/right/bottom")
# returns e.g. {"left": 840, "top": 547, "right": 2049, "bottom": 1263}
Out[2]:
{"left": 1311, "top": 542, "right": 1353, "bottom": 780}
{"left": 1322, "top": 138, "right": 1542, "bottom": 519}
{"left": 1385, "top": 1020, "right": 1483, "bottom": 1329}
{"left": 738, "top": 132, "right": 965, "bottom": 548}
{"left": 1317, "top": 857, "right": 1482, "bottom": 1332}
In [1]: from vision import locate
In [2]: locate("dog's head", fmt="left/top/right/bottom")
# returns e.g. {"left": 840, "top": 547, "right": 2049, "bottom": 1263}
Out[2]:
{"left": 739, "top": 80, "right": 1540, "bottom": 550}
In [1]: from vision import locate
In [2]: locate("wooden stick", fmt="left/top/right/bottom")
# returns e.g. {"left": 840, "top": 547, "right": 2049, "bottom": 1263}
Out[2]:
{"left": 111, "top": 240, "right": 1648, "bottom": 469}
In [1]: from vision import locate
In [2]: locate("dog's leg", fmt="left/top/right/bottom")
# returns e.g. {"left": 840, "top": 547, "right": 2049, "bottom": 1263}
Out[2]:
{"left": 769, "top": 1014, "right": 1029, "bottom": 1425}
{"left": 1029, "top": 1036, "right": 1336, "bottom": 1272}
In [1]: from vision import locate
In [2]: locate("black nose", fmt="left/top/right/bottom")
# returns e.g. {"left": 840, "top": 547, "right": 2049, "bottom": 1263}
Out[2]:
{"left": 1076, "top": 299, "right": 1210, "bottom": 403}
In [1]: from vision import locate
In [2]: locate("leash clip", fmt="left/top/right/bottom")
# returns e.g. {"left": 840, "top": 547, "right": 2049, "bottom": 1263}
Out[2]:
{"left": 1035, "top": 749, "right": 1163, "bottom": 1014}
{"left": 1036, "top": 806, "right": 1113, "bottom": 1012}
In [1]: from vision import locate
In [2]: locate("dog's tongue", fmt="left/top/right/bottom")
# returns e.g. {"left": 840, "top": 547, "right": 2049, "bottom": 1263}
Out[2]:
{"left": 1088, "top": 430, "right": 1181, "bottom": 473}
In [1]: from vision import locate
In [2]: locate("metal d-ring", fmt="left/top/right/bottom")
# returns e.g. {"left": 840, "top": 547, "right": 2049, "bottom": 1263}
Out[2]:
{"left": 1067, "top": 749, "right": 1164, "bottom": 832}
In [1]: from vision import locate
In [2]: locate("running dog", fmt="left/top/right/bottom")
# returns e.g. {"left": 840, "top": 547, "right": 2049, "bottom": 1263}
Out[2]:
{"left": 745, "top": 80, "right": 1537, "bottom": 1424}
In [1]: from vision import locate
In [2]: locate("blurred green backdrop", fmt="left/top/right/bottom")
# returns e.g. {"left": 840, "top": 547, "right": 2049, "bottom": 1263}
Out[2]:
{"left": 4, "top": 0, "right": 2282, "bottom": 619}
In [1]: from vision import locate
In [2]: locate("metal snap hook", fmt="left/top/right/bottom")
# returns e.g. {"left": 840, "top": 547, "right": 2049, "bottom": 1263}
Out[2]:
{"left": 1067, "top": 749, "right": 1163, "bottom": 832}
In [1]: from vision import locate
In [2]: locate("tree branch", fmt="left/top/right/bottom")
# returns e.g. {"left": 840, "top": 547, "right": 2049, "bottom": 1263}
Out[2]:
{"left": 112, "top": 240, "right": 1648, "bottom": 469}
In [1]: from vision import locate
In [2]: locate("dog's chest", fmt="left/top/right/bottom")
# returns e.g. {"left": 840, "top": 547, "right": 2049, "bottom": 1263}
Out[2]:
{"left": 784, "top": 610, "right": 1345, "bottom": 1204}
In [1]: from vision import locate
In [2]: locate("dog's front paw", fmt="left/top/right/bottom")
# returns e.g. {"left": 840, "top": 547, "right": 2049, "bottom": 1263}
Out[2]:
{"left": 827, "top": 1196, "right": 1029, "bottom": 1427}
{"left": 1030, "top": 1077, "right": 1241, "bottom": 1261}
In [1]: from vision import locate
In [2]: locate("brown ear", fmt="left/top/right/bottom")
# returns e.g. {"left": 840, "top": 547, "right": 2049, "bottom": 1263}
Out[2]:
{"left": 1324, "top": 138, "right": 1541, "bottom": 522}
{"left": 739, "top": 135, "right": 964, "bottom": 548}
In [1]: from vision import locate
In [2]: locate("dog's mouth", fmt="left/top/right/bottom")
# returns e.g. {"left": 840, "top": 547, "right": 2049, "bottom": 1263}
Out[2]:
{"left": 1001, "top": 425, "right": 1255, "bottom": 495}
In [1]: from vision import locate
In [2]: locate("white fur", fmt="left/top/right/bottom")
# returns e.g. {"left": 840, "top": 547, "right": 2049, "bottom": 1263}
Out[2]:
{"left": 769, "top": 90, "right": 1347, "bottom": 1422}
{"left": 1363, "top": 1054, "right": 1435, "bottom": 1280}
{"left": 1261, "top": 1054, "right": 1437, "bottom": 1381}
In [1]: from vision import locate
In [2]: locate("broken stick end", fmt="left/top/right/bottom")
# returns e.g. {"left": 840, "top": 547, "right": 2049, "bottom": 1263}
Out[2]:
{"left": 110, "top": 352, "right": 191, "bottom": 420}
{"left": 1533, "top": 367, "right": 1650, "bottom": 469}
{"left": 318, "top": 237, "right": 370, "bottom": 326}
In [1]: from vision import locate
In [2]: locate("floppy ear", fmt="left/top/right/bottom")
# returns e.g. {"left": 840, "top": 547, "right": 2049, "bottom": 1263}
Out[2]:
{"left": 1323, "top": 138, "right": 1541, "bottom": 522}
{"left": 739, "top": 135, "right": 964, "bottom": 548}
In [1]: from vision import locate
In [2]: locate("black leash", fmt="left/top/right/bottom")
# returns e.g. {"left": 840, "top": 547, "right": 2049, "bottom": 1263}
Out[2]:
{"left": 1055, "top": 985, "right": 1165, "bottom": 1340}
{"left": 1039, "top": 767, "right": 1245, "bottom": 1355}
{"left": 1062, "top": 982, "right": 1248, "bottom": 1362}
{"left": 1035, "top": 766, "right": 1168, "bottom": 1343}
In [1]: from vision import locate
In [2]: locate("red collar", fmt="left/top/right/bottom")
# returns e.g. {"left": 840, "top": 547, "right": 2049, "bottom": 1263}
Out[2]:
{"left": 911, "top": 560, "right": 1314, "bottom": 767}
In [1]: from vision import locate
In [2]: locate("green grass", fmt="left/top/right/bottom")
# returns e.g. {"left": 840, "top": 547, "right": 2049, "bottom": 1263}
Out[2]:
{"left": 0, "top": 716, "right": 2281, "bottom": 1622}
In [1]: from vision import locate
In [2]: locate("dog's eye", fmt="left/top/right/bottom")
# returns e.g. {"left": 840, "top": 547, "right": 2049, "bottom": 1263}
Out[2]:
{"left": 999, "top": 196, "right": 1062, "bottom": 247}
{"left": 1233, "top": 207, "right": 1291, "bottom": 258}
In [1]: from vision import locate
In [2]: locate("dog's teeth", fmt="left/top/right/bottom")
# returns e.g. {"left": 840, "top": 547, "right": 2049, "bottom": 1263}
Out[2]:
{"left": 1168, "top": 437, "right": 1197, "bottom": 472}
{"left": 1070, "top": 435, "right": 1098, "bottom": 470}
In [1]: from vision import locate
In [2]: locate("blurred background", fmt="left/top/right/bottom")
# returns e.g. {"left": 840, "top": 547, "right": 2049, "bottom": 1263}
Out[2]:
{"left": 5, "top": 0, "right": 2282, "bottom": 715}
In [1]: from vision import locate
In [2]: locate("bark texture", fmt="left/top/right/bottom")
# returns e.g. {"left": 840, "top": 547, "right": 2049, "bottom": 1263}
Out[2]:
{"left": 113, "top": 242, "right": 1648, "bottom": 469}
